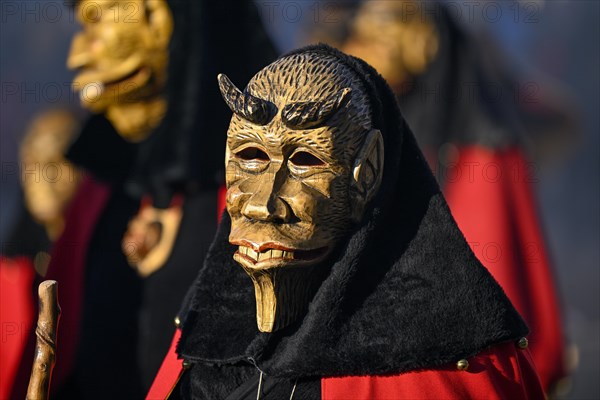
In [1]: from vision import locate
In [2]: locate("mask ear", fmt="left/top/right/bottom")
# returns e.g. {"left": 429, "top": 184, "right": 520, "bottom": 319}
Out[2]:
{"left": 350, "top": 129, "right": 384, "bottom": 222}
{"left": 146, "top": 0, "right": 173, "bottom": 48}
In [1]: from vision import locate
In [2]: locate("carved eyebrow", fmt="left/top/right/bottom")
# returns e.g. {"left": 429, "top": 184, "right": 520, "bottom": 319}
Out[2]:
{"left": 281, "top": 88, "right": 352, "bottom": 130}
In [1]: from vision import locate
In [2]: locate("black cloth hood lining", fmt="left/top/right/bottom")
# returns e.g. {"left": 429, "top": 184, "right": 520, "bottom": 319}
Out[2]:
{"left": 126, "top": 1, "right": 277, "bottom": 207}
{"left": 66, "top": 114, "right": 137, "bottom": 184}
{"left": 177, "top": 45, "right": 527, "bottom": 379}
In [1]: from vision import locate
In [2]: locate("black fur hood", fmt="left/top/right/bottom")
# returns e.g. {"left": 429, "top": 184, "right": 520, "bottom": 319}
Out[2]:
{"left": 177, "top": 45, "right": 527, "bottom": 379}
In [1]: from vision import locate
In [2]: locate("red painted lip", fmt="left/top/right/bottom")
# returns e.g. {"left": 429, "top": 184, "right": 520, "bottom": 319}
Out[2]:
{"left": 230, "top": 239, "right": 297, "bottom": 252}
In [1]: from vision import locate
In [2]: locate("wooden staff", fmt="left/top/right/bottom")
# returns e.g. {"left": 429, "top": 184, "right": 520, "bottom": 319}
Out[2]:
{"left": 26, "top": 280, "right": 61, "bottom": 400}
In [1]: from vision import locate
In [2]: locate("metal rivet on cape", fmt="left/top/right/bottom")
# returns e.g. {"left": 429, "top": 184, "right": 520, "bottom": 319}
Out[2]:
{"left": 174, "top": 316, "right": 181, "bottom": 328}
{"left": 182, "top": 360, "right": 192, "bottom": 369}
{"left": 456, "top": 359, "right": 469, "bottom": 371}
{"left": 517, "top": 337, "right": 529, "bottom": 349}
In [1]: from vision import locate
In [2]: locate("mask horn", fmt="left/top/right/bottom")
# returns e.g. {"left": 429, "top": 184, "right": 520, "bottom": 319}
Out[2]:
{"left": 217, "top": 74, "right": 274, "bottom": 125}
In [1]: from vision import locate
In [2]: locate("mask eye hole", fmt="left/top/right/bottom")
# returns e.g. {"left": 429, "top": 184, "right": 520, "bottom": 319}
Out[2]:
{"left": 235, "top": 147, "right": 270, "bottom": 162}
{"left": 290, "top": 151, "right": 325, "bottom": 167}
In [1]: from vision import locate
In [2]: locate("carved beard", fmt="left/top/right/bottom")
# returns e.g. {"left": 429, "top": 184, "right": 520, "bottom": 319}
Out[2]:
{"left": 238, "top": 260, "right": 331, "bottom": 332}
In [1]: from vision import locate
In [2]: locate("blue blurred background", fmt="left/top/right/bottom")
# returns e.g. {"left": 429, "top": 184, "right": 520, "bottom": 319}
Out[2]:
{"left": 1, "top": 1, "right": 598, "bottom": 398}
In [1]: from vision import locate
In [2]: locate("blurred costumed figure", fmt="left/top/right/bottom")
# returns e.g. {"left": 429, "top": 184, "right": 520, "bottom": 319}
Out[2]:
{"left": 335, "top": 0, "right": 570, "bottom": 393}
{"left": 149, "top": 44, "right": 544, "bottom": 400}
{"left": 0, "top": 108, "right": 81, "bottom": 399}
{"left": 11, "top": 1, "right": 276, "bottom": 399}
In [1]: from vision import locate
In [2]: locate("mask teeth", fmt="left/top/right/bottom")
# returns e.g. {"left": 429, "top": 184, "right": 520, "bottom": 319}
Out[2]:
{"left": 248, "top": 247, "right": 259, "bottom": 261}
{"left": 238, "top": 246, "right": 295, "bottom": 262}
{"left": 282, "top": 250, "right": 294, "bottom": 260}
{"left": 271, "top": 250, "right": 283, "bottom": 259}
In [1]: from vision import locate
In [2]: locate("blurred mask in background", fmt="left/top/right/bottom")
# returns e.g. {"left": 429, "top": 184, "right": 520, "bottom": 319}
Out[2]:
{"left": 67, "top": 0, "right": 173, "bottom": 141}
{"left": 20, "top": 109, "right": 82, "bottom": 241}
{"left": 343, "top": 0, "right": 439, "bottom": 92}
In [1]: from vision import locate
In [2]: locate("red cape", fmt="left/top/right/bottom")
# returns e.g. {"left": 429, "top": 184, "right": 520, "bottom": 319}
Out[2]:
{"left": 46, "top": 176, "right": 112, "bottom": 395}
{"left": 443, "top": 146, "right": 566, "bottom": 389}
{"left": 0, "top": 256, "right": 35, "bottom": 399}
{"left": 5, "top": 175, "right": 112, "bottom": 399}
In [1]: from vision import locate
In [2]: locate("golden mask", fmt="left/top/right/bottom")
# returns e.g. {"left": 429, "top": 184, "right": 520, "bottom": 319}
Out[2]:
{"left": 219, "top": 53, "right": 384, "bottom": 332}
{"left": 20, "top": 109, "right": 82, "bottom": 240}
{"left": 343, "top": 0, "right": 439, "bottom": 91}
{"left": 67, "top": 0, "right": 173, "bottom": 141}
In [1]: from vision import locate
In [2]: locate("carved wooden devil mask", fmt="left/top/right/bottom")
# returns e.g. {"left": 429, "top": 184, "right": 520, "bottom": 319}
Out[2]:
{"left": 219, "top": 52, "right": 384, "bottom": 332}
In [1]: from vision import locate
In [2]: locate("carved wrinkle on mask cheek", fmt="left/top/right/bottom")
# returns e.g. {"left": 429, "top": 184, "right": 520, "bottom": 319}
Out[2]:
{"left": 226, "top": 179, "right": 252, "bottom": 219}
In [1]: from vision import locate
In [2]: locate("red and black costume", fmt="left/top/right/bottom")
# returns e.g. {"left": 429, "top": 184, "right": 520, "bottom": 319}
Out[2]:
{"left": 1, "top": 178, "right": 54, "bottom": 399}
{"left": 398, "top": 4, "right": 567, "bottom": 391}
{"left": 149, "top": 45, "right": 544, "bottom": 399}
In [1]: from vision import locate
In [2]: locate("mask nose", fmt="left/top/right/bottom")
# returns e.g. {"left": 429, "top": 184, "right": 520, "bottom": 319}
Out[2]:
{"left": 67, "top": 32, "right": 92, "bottom": 70}
{"left": 242, "top": 196, "right": 291, "bottom": 223}
{"left": 241, "top": 167, "right": 291, "bottom": 223}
